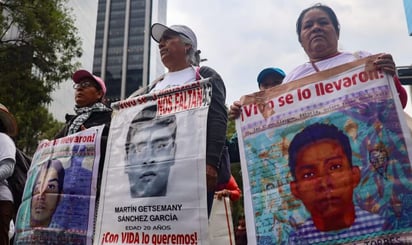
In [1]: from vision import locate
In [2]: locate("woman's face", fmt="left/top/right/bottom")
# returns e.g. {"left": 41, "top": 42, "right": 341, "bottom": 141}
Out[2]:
{"left": 299, "top": 8, "right": 339, "bottom": 61}
{"left": 158, "top": 31, "right": 190, "bottom": 71}
{"left": 74, "top": 78, "right": 103, "bottom": 108}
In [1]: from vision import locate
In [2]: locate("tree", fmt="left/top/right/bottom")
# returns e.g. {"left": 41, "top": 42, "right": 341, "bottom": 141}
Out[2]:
{"left": 225, "top": 119, "right": 245, "bottom": 225}
{"left": 226, "top": 117, "right": 236, "bottom": 139}
{"left": 0, "top": 0, "right": 82, "bottom": 154}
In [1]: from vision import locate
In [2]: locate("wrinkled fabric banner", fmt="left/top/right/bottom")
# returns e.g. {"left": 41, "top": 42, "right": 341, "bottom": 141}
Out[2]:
{"left": 236, "top": 56, "right": 412, "bottom": 245}
{"left": 95, "top": 80, "right": 212, "bottom": 245}
{"left": 14, "top": 126, "right": 104, "bottom": 245}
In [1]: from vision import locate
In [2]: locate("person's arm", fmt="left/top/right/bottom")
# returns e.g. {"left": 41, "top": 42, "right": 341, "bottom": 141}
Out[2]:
{"left": 373, "top": 53, "right": 408, "bottom": 108}
{"left": 225, "top": 176, "right": 242, "bottom": 202}
{"left": 393, "top": 76, "right": 407, "bottom": 108}
{"left": 215, "top": 176, "right": 242, "bottom": 202}
{"left": 0, "top": 158, "right": 15, "bottom": 181}
{"left": 200, "top": 66, "right": 228, "bottom": 191}
{"left": 228, "top": 101, "right": 242, "bottom": 120}
{"left": 227, "top": 133, "right": 240, "bottom": 163}
{"left": 0, "top": 134, "right": 16, "bottom": 180}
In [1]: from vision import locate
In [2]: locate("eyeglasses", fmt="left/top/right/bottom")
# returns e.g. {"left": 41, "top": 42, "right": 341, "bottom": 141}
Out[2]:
{"left": 73, "top": 81, "right": 96, "bottom": 89}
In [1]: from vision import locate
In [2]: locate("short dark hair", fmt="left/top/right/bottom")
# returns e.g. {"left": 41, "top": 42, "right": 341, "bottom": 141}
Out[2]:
{"left": 266, "top": 182, "right": 275, "bottom": 190}
{"left": 288, "top": 123, "right": 352, "bottom": 180}
{"left": 125, "top": 104, "right": 177, "bottom": 155}
{"left": 296, "top": 3, "right": 340, "bottom": 43}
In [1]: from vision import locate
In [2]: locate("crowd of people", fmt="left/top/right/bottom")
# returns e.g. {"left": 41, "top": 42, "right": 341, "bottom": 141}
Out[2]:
{"left": 2, "top": 3, "right": 410, "bottom": 245}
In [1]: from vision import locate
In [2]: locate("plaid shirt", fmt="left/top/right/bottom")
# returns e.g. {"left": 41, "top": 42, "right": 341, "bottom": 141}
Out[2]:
{"left": 288, "top": 206, "right": 385, "bottom": 244}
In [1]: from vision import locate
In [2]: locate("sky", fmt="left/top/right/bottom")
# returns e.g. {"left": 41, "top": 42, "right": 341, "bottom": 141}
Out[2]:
{"left": 51, "top": 0, "right": 412, "bottom": 121}
{"left": 166, "top": 0, "right": 412, "bottom": 114}
{"left": 49, "top": 0, "right": 97, "bottom": 121}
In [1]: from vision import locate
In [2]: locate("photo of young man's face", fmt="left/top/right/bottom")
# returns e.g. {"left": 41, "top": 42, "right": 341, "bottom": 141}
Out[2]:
{"left": 125, "top": 116, "right": 176, "bottom": 198}
{"left": 30, "top": 160, "right": 64, "bottom": 227}
{"left": 290, "top": 138, "right": 360, "bottom": 231}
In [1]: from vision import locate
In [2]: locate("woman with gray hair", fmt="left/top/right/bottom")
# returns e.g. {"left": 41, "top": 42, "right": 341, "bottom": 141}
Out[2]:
{"left": 133, "top": 23, "right": 228, "bottom": 217}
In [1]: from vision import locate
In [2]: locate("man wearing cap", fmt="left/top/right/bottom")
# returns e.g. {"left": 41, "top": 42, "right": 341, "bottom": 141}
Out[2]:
{"left": 256, "top": 67, "right": 286, "bottom": 91}
{"left": 131, "top": 23, "right": 228, "bottom": 216}
{"left": 227, "top": 67, "right": 286, "bottom": 162}
{"left": 0, "top": 103, "right": 17, "bottom": 245}
{"left": 54, "top": 69, "right": 112, "bottom": 138}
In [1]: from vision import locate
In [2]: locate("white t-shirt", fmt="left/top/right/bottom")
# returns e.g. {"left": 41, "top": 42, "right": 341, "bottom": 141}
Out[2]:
{"left": 0, "top": 132, "right": 16, "bottom": 201}
{"left": 284, "top": 51, "right": 371, "bottom": 83}
{"left": 151, "top": 66, "right": 196, "bottom": 92}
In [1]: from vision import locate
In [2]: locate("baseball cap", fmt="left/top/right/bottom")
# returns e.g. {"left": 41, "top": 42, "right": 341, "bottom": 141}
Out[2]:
{"left": 0, "top": 103, "right": 18, "bottom": 137}
{"left": 72, "top": 69, "right": 107, "bottom": 95}
{"left": 151, "top": 23, "right": 197, "bottom": 51}
{"left": 257, "top": 67, "right": 286, "bottom": 85}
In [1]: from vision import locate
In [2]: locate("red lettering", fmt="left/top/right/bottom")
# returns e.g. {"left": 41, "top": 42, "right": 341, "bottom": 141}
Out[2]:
{"left": 285, "top": 94, "right": 294, "bottom": 104}
{"left": 343, "top": 77, "right": 353, "bottom": 87}
{"left": 279, "top": 93, "right": 294, "bottom": 104}
{"left": 324, "top": 82, "right": 334, "bottom": 93}
{"left": 121, "top": 232, "right": 139, "bottom": 244}
{"left": 358, "top": 71, "right": 368, "bottom": 82}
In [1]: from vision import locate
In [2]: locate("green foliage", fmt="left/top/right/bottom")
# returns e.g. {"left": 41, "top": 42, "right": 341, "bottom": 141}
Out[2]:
{"left": 226, "top": 119, "right": 246, "bottom": 226}
{"left": 226, "top": 118, "right": 236, "bottom": 139}
{"left": 0, "top": 0, "right": 82, "bottom": 155}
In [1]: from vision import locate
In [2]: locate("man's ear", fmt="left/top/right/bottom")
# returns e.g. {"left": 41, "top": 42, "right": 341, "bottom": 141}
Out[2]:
{"left": 290, "top": 180, "right": 301, "bottom": 199}
{"left": 97, "top": 90, "right": 104, "bottom": 101}
{"left": 351, "top": 166, "right": 361, "bottom": 188}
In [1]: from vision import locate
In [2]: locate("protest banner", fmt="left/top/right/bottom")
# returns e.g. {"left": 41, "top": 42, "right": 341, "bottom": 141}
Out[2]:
{"left": 208, "top": 197, "right": 235, "bottom": 244}
{"left": 13, "top": 126, "right": 104, "bottom": 245}
{"left": 94, "top": 80, "right": 212, "bottom": 245}
{"left": 236, "top": 55, "right": 412, "bottom": 244}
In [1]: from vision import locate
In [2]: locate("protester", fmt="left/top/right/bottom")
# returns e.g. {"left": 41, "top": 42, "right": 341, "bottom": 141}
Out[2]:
{"left": 235, "top": 214, "right": 247, "bottom": 245}
{"left": 54, "top": 69, "right": 112, "bottom": 182}
{"left": 132, "top": 23, "right": 228, "bottom": 215}
{"left": 288, "top": 123, "right": 385, "bottom": 243}
{"left": 227, "top": 67, "right": 286, "bottom": 162}
{"left": 54, "top": 69, "right": 112, "bottom": 139}
{"left": 125, "top": 104, "right": 176, "bottom": 198}
{"left": 53, "top": 69, "right": 112, "bottom": 234}
{"left": 30, "top": 159, "right": 65, "bottom": 228}
{"left": 0, "top": 103, "right": 17, "bottom": 245}
{"left": 215, "top": 175, "right": 242, "bottom": 202}
{"left": 284, "top": 3, "right": 407, "bottom": 108}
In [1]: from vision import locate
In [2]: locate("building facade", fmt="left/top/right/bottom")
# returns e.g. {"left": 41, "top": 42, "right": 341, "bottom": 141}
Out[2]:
{"left": 93, "top": 0, "right": 166, "bottom": 103}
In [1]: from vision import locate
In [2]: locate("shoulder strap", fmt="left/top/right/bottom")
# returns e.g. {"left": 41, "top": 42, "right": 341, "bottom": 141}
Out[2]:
{"left": 196, "top": 66, "right": 204, "bottom": 80}
{"left": 128, "top": 74, "right": 165, "bottom": 98}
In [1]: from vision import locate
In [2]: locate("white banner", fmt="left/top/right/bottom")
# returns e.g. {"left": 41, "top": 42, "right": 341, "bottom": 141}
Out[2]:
{"left": 95, "top": 80, "right": 212, "bottom": 245}
{"left": 14, "top": 126, "right": 104, "bottom": 245}
{"left": 236, "top": 56, "right": 412, "bottom": 244}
